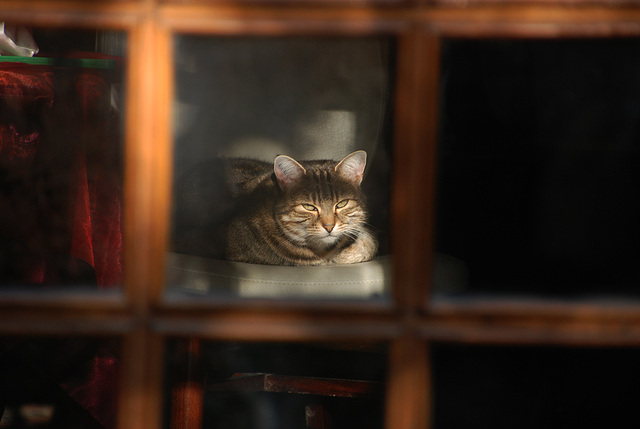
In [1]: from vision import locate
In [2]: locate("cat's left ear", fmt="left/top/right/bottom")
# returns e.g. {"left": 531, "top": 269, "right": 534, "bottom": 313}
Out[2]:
{"left": 335, "top": 150, "right": 367, "bottom": 185}
{"left": 274, "top": 155, "right": 306, "bottom": 191}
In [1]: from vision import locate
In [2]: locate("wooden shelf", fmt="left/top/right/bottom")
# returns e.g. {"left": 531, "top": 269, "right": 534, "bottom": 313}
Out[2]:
{"left": 209, "top": 373, "right": 380, "bottom": 397}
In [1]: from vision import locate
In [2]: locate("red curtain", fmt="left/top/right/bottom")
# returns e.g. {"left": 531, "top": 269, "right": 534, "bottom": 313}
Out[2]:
{"left": 1, "top": 60, "right": 124, "bottom": 428}
{"left": 0, "top": 61, "right": 123, "bottom": 287}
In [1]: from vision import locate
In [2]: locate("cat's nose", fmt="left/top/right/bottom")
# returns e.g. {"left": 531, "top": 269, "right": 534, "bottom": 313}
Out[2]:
{"left": 323, "top": 224, "right": 335, "bottom": 233}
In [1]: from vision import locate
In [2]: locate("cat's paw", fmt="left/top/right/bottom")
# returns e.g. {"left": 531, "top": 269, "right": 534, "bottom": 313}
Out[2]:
{"left": 331, "top": 232, "right": 377, "bottom": 264}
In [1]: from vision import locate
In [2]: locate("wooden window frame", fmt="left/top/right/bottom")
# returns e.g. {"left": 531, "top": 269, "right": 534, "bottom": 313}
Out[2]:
{"left": 1, "top": 2, "right": 640, "bottom": 429}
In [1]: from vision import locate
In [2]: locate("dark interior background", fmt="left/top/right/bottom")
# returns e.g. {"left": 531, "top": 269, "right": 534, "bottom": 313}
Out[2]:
{"left": 433, "top": 343, "right": 640, "bottom": 428}
{"left": 436, "top": 38, "right": 640, "bottom": 298}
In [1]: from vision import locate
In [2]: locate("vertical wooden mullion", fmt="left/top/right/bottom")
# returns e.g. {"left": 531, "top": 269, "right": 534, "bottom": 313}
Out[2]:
{"left": 123, "top": 17, "right": 173, "bottom": 309}
{"left": 385, "top": 337, "right": 431, "bottom": 429}
{"left": 118, "top": 329, "right": 165, "bottom": 429}
{"left": 415, "top": 28, "right": 442, "bottom": 309}
{"left": 391, "top": 26, "right": 441, "bottom": 311}
{"left": 387, "top": 23, "right": 441, "bottom": 429}
{"left": 120, "top": 7, "right": 173, "bottom": 429}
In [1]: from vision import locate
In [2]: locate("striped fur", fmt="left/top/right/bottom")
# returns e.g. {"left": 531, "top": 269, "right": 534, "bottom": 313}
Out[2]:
{"left": 174, "top": 151, "right": 377, "bottom": 266}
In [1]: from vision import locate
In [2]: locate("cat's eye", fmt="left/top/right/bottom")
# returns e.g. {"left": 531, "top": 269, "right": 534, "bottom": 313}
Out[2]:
{"left": 302, "top": 204, "right": 317, "bottom": 211}
{"left": 335, "top": 199, "right": 349, "bottom": 209}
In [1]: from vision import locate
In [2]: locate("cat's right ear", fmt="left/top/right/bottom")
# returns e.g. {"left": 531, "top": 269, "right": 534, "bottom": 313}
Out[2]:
{"left": 274, "top": 155, "right": 306, "bottom": 191}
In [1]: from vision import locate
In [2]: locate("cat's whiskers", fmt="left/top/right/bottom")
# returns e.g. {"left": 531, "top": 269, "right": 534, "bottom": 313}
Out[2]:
{"left": 197, "top": 151, "right": 378, "bottom": 265}
{"left": 340, "top": 224, "right": 363, "bottom": 240}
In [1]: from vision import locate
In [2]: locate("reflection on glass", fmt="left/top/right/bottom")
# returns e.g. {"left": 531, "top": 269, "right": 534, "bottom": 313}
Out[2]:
{"left": 168, "top": 37, "right": 394, "bottom": 300}
{"left": 435, "top": 39, "right": 640, "bottom": 298}
{"left": 0, "top": 337, "right": 120, "bottom": 428}
{"left": 166, "top": 340, "right": 387, "bottom": 429}
{"left": 0, "top": 28, "right": 125, "bottom": 289}
{"left": 433, "top": 344, "right": 640, "bottom": 428}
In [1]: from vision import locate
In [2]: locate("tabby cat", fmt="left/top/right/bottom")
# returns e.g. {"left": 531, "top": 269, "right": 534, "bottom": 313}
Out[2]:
{"left": 173, "top": 151, "right": 377, "bottom": 266}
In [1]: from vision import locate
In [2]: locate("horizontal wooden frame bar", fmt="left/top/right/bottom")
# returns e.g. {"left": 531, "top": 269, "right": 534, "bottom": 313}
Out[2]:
{"left": 0, "top": 0, "right": 143, "bottom": 28}
{"left": 0, "top": 289, "right": 125, "bottom": 308}
{"left": 160, "top": 294, "right": 395, "bottom": 314}
{"left": 160, "top": 0, "right": 411, "bottom": 7}
{"left": 433, "top": 0, "right": 640, "bottom": 7}
{"left": 1, "top": 3, "right": 640, "bottom": 35}
{"left": 0, "top": 290, "right": 135, "bottom": 335}
{"left": 422, "top": 297, "right": 640, "bottom": 346}
{"left": 151, "top": 311, "right": 403, "bottom": 340}
{"left": 422, "top": 6, "right": 640, "bottom": 38}
{"left": 432, "top": 295, "right": 640, "bottom": 318}
{"left": 0, "top": 311, "right": 135, "bottom": 335}
{"left": 422, "top": 320, "right": 640, "bottom": 346}
{"left": 158, "top": 4, "right": 412, "bottom": 34}
{"left": 155, "top": 5, "right": 640, "bottom": 36}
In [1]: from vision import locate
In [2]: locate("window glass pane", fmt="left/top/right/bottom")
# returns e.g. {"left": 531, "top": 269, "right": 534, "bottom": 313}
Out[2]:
{"left": 0, "top": 27, "right": 126, "bottom": 290}
{"left": 0, "top": 336, "right": 121, "bottom": 429}
{"left": 168, "top": 36, "right": 394, "bottom": 301}
{"left": 433, "top": 343, "right": 640, "bottom": 428}
{"left": 435, "top": 38, "right": 640, "bottom": 299}
{"left": 166, "top": 339, "right": 387, "bottom": 429}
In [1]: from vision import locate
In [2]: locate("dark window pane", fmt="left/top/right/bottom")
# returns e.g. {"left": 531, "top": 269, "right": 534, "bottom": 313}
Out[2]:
{"left": 166, "top": 340, "right": 387, "bottom": 429}
{"left": 436, "top": 39, "right": 640, "bottom": 298}
{"left": 433, "top": 344, "right": 640, "bottom": 429}
{"left": 168, "top": 37, "right": 394, "bottom": 301}
{"left": 0, "top": 28, "right": 125, "bottom": 290}
{"left": 0, "top": 337, "right": 121, "bottom": 429}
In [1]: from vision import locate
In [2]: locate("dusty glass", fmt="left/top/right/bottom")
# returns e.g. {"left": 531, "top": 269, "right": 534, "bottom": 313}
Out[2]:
{"left": 167, "top": 36, "right": 395, "bottom": 301}
{"left": 0, "top": 28, "right": 126, "bottom": 291}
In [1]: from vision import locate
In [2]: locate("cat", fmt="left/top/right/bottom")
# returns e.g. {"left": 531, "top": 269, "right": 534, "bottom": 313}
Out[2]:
{"left": 173, "top": 151, "right": 378, "bottom": 266}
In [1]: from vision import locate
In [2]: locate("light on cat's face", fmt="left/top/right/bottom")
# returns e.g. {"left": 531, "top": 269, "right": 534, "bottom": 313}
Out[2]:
{"left": 273, "top": 151, "right": 368, "bottom": 251}
{"left": 277, "top": 194, "right": 364, "bottom": 249}
{"left": 302, "top": 199, "right": 349, "bottom": 213}
{"left": 291, "top": 198, "right": 362, "bottom": 245}
{"left": 301, "top": 199, "right": 351, "bottom": 233}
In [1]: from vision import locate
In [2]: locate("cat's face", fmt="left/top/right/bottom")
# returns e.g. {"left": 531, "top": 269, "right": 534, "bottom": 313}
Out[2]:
{"left": 273, "top": 151, "right": 369, "bottom": 250}
{"left": 277, "top": 191, "right": 367, "bottom": 249}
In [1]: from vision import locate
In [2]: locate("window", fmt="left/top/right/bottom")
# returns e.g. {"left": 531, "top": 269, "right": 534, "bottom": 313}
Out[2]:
{"left": 2, "top": 3, "right": 640, "bottom": 429}
{"left": 168, "top": 35, "right": 394, "bottom": 301}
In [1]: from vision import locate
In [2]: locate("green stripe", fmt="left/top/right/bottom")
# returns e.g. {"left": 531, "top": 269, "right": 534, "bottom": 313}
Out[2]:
{"left": 0, "top": 56, "right": 117, "bottom": 69}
